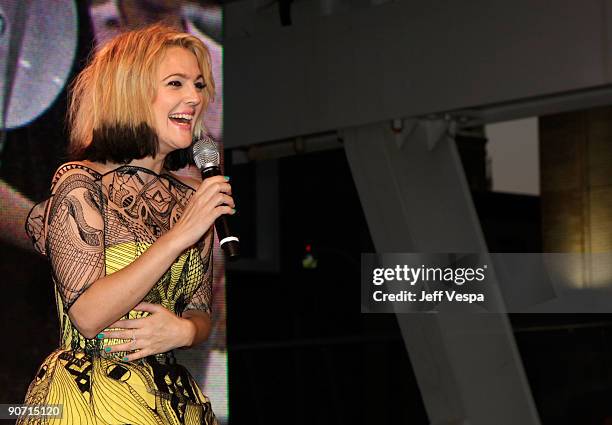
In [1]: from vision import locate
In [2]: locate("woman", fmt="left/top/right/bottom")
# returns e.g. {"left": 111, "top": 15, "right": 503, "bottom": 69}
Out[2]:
{"left": 18, "top": 24, "right": 234, "bottom": 425}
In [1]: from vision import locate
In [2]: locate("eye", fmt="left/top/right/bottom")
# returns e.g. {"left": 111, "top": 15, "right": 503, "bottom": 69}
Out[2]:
{"left": 167, "top": 80, "right": 182, "bottom": 87}
{"left": 195, "top": 81, "right": 206, "bottom": 90}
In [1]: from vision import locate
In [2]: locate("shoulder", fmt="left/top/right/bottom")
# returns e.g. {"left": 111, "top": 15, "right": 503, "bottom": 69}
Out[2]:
{"left": 51, "top": 161, "right": 105, "bottom": 187}
{"left": 49, "top": 161, "right": 106, "bottom": 200}
{"left": 43, "top": 162, "right": 105, "bottom": 234}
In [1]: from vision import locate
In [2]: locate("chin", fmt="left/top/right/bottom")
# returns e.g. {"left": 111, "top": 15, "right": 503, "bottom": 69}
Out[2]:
{"left": 160, "top": 139, "right": 193, "bottom": 154}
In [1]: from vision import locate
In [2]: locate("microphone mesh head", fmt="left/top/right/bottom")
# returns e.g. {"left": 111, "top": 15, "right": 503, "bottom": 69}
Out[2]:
{"left": 192, "top": 136, "right": 220, "bottom": 170}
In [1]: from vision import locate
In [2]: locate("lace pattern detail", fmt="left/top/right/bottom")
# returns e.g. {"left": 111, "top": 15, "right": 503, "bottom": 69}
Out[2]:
{"left": 26, "top": 162, "right": 214, "bottom": 345}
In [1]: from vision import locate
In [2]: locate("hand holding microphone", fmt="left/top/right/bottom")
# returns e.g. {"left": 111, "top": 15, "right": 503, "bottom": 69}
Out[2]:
{"left": 192, "top": 137, "right": 240, "bottom": 260}
{"left": 165, "top": 137, "right": 240, "bottom": 260}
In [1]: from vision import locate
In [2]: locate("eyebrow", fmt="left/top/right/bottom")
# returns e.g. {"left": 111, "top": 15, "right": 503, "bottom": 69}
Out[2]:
{"left": 162, "top": 73, "right": 204, "bottom": 81}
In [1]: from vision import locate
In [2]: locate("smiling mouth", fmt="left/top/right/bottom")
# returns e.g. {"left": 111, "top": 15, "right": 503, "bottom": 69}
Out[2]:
{"left": 168, "top": 113, "right": 194, "bottom": 126}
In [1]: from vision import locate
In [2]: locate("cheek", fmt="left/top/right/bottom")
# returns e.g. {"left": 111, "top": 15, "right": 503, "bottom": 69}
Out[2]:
{"left": 152, "top": 110, "right": 166, "bottom": 129}
{"left": 153, "top": 102, "right": 173, "bottom": 128}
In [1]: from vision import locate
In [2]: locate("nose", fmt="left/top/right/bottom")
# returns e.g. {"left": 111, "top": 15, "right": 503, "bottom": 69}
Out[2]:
{"left": 184, "top": 84, "right": 202, "bottom": 106}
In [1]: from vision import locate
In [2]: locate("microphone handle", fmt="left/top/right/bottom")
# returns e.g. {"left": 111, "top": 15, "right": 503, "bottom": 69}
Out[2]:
{"left": 200, "top": 166, "right": 240, "bottom": 260}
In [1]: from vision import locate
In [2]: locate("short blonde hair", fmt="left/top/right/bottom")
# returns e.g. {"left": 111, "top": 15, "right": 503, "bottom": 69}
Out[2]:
{"left": 68, "top": 23, "right": 215, "bottom": 164}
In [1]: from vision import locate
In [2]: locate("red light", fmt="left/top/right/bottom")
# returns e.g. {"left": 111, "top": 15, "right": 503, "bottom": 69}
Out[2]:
{"left": 305, "top": 244, "right": 311, "bottom": 252}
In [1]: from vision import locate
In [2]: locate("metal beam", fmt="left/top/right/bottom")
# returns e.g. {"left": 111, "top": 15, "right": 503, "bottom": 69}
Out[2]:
{"left": 342, "top": 119, "right": 540, "bottom": 425}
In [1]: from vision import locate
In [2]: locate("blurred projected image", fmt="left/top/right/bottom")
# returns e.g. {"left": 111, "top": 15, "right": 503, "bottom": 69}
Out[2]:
{"left": 0, "top": 0, "right": 78, "bottom": 129}
{"left": 0, "top": 0, "right": 226, "bottom": 422}
{"left": 0, "top": 0, "right": 78, "bottom": 249}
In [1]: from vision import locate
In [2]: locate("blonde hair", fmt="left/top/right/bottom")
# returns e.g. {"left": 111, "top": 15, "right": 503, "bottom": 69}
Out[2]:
{"left": 68, "top": 23, "right": 215, "bottom": 161}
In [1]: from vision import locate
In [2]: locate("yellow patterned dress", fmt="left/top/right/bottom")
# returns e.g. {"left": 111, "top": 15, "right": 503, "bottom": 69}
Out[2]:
{"left": 18, "top": 163, "right": 218, "bottom": 424}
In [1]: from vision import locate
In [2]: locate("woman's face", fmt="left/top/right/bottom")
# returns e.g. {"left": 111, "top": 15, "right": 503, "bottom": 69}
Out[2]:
{"left": 152, "top": 47, "right": 206, "bottom": 155}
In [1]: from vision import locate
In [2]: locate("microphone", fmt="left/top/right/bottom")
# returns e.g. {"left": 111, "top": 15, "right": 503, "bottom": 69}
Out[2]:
{"left": 192, "top": 137, "right": 240, "bottom": 260}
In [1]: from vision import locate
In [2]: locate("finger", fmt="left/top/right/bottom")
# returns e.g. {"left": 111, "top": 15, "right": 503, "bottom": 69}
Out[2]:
{"left": 215, "top": 205, "right": 236, "bottom": 218}
{"left": 122, "top": 348, "right": 150, "bottom": 362}
{"left": 200, "top": 183, "right": 232, "bottom": 203}
{"left": 108, "top": 318, "right": 145, "bottom": 329}
{"left": 214, "top": 193, "right": 235, "bottom": 208}
{"left": 194, "top": 185, "right": 233, "bottom": 213}
{"left": 217, "top": 182, "right": 232, "bottom": 195}
{"left": 133, "top": 302, "right": 162, "bottom": 313}
{"left": 100, "top": 330, "right": 134, "bottom": 340}
{"left": 104, "top": 340, "right": 138, "bottom": 354}
{"left": 198, "top": 176, "right": 230, "bottom": 193}
{"left": 203, "top": 175, "right": 227, "bottom": 184}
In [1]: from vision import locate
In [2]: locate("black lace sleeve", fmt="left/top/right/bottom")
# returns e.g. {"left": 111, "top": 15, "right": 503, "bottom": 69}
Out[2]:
{"left": 45, "top": 166, "right": 105, "bottom": 311}
{"left": 25, "top": 199, "right": 49, "bottom": 255}
{"left": 184, "top": 228, "right": 214, "bottom": 315}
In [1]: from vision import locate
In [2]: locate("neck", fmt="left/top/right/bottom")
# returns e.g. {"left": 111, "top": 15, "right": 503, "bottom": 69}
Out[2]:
{"left": 118, "top": 0, "right": 184, "bottom": 30}
{"left": 128, "top": 155, "right": 166, "bottom": 174}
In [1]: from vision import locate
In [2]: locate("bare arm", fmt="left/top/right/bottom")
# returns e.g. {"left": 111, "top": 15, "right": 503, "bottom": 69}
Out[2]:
{"left": 101, "top": 300, "right": 207, "bottom": 359}
{"left": 69, "top": 232, "right": 186, "bottom": 338}
{"left": 182, "top": 310, "right": 212, "bottom": 347}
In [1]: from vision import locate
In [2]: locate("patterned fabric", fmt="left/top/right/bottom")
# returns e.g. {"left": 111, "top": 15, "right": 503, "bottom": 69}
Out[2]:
{"left": 19, "top": 163, "right": 217, "bottom": 424}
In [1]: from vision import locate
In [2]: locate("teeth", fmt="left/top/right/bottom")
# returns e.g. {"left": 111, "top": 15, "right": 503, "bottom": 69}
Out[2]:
{"left": 169, "top": 113, "right": 193, "bottom": 121}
